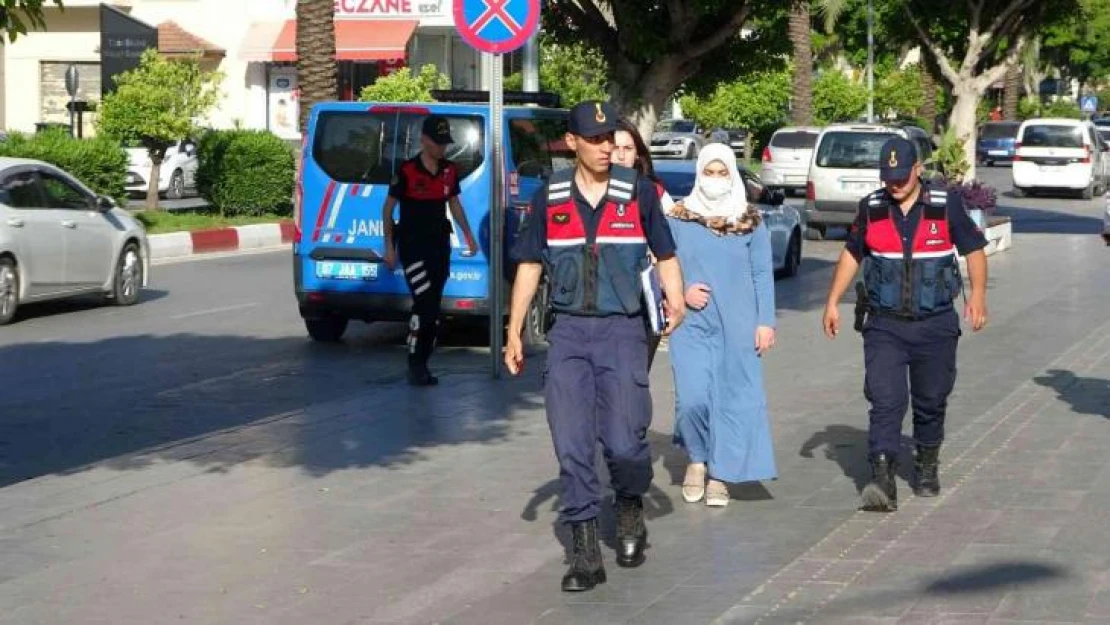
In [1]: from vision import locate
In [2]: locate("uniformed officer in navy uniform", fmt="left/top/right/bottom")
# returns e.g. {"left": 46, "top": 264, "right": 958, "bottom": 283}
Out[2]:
{"left": 504, "top": 101, "right": 686, "bottom": 591}
{"left": 381, "top": 115, "right": 479, "bottom": 386}
{"left": 822, "top": 137, "right": 989, "bottom": 512}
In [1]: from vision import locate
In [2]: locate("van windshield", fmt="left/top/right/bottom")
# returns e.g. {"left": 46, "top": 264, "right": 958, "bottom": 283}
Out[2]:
{"left": 1020, "top": 124, "right": 1084, "bottom": 148}
{"left": 815, "top": 132, "right": 897, "bottom": 169}
{"left": 771, "top": 131, "right": 819, "bottom": 149}
{"left": 312, "top": 111, "right": 485, "bottom": 184}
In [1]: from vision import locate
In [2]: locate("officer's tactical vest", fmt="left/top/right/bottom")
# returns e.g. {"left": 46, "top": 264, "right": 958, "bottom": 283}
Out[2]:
{"left": 542, "top": 165, "right": 649, "bottom": 316}
{"left": 862, "top": 185, "right": 962, "bottom": 318}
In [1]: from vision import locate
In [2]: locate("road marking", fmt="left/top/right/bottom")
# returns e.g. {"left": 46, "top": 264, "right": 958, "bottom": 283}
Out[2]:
{"left": 170, "top": 302, "right": 258, "bottom": 320}
{"left": 152, "top": 246, "right": 287, "bottom": 266}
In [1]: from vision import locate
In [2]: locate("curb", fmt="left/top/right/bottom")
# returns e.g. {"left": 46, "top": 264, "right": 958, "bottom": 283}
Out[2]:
{"left": 149, "top": 222, "right": 294, "bottom": 261}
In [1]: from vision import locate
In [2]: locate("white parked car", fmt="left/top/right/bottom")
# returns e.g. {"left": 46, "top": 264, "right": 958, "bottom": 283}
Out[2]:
{"left": 1012, "top": 118, "right": 1110, "bottom": 199}
{"left": 125, "top": 139, "right": 198, "bottom": 199}
{"left": 650, "top": 119, "right": 706, "bottom": 160}
{"left": 804, "top": 123, "right": 934, "bottom": 240}
{"left": 761, "top": 126, "right": 821, "bottom": 196}
{"left": 0, "top": 157, "right": 149, "bottom": 324}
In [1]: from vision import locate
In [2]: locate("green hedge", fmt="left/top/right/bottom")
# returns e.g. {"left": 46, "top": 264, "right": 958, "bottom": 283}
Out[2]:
{"left": 0, "top": 130, "right": 128, "bottom": 205}
{"left": 196, "top": 129, "right": 294, "bottom": 216}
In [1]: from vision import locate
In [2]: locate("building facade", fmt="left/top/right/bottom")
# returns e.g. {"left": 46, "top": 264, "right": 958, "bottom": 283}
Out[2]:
{"left": 1, "top": 0, "right": 496, "bottom": 139}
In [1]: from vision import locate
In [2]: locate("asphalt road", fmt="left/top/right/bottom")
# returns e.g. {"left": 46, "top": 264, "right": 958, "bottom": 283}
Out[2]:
{"left": 0, "top": 165, "right": 1103, "bottom": 490}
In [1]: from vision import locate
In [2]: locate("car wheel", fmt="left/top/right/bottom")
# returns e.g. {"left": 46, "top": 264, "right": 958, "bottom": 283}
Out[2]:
{"left": 0, "top": 258, "right": 19, "bottom": 325}
{"left": 110, "top": 243, "right": 143, "bottom": 306}
{"left": 782, "top": 231, "right": 802, "bottom": 278}
{"left": 166, "top": 169, "right": 185, "bottom": 200}
{"left": 804, "top": 225, "right": 826, "bottom": 241}
{"left": 305, "top": 315, "right": 348, "bottom": 342}
{"left": 685, "top": 143, "right": 696, "bottom": 160}
{"left": 524, "top": 280, "right": 551, "bottom": 347}
{"left": 1013, "top": 187, "right": 1026, "bottom": 198}
{"left": 1082, "top": 184, "right": 1094, "bottom": 200}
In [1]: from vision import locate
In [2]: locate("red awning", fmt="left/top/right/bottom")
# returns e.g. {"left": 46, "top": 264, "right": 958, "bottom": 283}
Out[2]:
{"left": 263, "top": 19, "right": 416, "bottom": 62}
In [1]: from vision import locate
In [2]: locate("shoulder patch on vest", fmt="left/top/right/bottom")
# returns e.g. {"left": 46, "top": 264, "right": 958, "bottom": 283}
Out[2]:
{"left": 926, "top": 188, "right": 948, "bottom": 208}
{"left": 606, "top": 164, "right": 639, "bottom": 204}
{"left": 547, "top": 169, "right": 575, "bottom": 203}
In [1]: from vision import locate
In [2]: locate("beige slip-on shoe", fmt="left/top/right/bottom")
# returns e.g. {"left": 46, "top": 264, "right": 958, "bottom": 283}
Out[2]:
{"left": 706, "top": 479, "right": 730, "bottom": 507}
{"left": 682, "top": 463, "right": 706, "bottom": 503}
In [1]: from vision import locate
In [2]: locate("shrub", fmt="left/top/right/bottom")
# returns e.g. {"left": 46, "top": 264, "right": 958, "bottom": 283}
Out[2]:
{"left": 358, "top": 65, "right": 448, "bottom": 103}
{"left": 930, "top": 128, "right": 970, "bottom": 183}
{"left": 0, "top": 129, "right": 128, "bottom": 205}
{"left": 1042, "top": 98, "right": 1082, "bottom": 119}
{"left": 946, "top": 179, "right": 998, "bottom": 215}
{"left": 196, "top": 129, "right": 294, "bottom": 216}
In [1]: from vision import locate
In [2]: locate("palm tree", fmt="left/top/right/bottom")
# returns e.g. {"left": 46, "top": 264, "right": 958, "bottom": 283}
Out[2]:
{"left": 792, "top": 0, "right": 848, "bottom": 126}
{"left": 296, "top": 0, "right": 337, "bottom": 136}
{"left": 1002, "top": 64, "right": 1022, "bottom": 121}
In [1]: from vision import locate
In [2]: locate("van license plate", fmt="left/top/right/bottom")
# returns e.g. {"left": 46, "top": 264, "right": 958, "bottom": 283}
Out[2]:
{"left": 316, "top": 261, "right": 378, "bottom": 280}
{"left": 988, "top": 150, "right": 1007, "bottom": 156}
{"left": 843, "top": 181, "right": 879, "bottom": 193}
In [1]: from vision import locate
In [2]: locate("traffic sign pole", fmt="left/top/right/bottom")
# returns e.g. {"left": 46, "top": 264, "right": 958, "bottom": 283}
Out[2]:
{"left": 453, "top": 0, "right": 541, "bottom": 379}
{"left": 489, "top": 52, "right": 505, "bottom": 379}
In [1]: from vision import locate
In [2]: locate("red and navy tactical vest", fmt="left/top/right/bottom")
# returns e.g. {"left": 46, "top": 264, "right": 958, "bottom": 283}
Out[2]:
{"left": 542, "top": 165, "right": 649, "bottom": 316}
{"left": 395, "top": 157, "right": 458, "bottom": 239}
{"left": 862, "top": 185, "right": 963, "bottom": 318}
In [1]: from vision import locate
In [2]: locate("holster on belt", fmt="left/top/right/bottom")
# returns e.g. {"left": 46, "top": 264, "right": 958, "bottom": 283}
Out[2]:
{"left": 853, "top": 282, "right": 868, "bottom": 333}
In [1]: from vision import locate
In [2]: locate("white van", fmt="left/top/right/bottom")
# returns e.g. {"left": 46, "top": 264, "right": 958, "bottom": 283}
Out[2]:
{"left": 1012, "top": 118, "right": 1109, "bottom": 199}
{"left": 804, "top": 123, "right": 933, "bottom": 240}
{"left": 761, "top": 126, "right": 821, "bottom": 196}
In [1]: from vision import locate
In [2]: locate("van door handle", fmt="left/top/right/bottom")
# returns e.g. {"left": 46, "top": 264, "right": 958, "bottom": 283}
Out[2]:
{"left": 6, "top": 218, "right": 23, "bottom": 228}
{"left": 61, "top": 220, "right": 76, "bottom": 229}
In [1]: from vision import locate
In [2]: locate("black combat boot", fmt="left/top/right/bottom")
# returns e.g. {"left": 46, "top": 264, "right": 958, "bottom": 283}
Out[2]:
{"left": 614, "top": 494, "right": 648, "bottom": 568}
{"left": 561, "top": 518, "right": 606, "bottom": 592}
{"left": 913, "top": 445, "right": 941, "bottom": 497}
{"left": 861, "top": 452, "right": 898, "bottom": 512}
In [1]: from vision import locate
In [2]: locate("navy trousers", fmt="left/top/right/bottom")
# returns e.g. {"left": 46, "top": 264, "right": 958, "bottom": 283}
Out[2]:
{"left": 398, "top": 234, "right": 450, "bottom": 372}
{"left": 863, "top": 311, "right": 961, "bottom": 457}
{"left": 544, "top": 314, "right": 654, "bottom": 523}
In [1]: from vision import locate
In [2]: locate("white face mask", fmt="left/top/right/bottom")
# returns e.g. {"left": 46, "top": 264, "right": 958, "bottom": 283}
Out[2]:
{"left": 700, "top": 177, "right": 731, "bottom": 200}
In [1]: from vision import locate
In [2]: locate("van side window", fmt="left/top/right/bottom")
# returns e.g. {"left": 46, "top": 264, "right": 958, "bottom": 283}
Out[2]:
{"left": 313, "top": 112, "right": 485, "bottom": 184}
{"left": 509, "top": 117, "right": 573, "bottom": 179}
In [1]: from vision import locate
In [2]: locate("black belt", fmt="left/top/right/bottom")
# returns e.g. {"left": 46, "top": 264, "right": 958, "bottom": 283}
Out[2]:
{"left": 867, "top": 307, "right": 952, "bottom": 322}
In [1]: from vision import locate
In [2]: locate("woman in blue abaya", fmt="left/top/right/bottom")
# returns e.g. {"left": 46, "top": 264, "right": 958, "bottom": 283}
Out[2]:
{"left": 667, "top": 143, "right": 778, "bottom": 508}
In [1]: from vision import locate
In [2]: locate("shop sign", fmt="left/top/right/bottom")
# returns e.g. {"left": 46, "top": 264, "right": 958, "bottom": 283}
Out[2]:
{"left": 269, "top": 67, "right": 300, "bottom": 140}
{"left": 334, "top": 0, "right": 448, "bottom": 19}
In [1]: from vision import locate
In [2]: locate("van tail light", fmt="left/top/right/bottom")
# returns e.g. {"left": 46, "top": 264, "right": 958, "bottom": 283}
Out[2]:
{"left": 1012, "top": 142, "right": 1022, "bottom": 162}
{"left": 762, "top": 146, "right": 772, "bottom": 163}
{"left": 509, "top": 170, "right": 520, "bottom": 197}
{"left": 293, "top": 135, "right": 306, "bottom": 243}
{"left": 1082, "top": 145, "right": 1092, "bottom": 164}
{"left": 806, "top": 181, "right": 816, "bottom": 201}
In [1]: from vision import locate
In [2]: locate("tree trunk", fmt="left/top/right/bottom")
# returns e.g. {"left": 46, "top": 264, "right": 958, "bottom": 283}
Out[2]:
{"left": 145, "top": 152, "right": 163, "bottom": 211}
{"left": 789, "top": 0, "right": 813, "bottom": 126}
{"left": 610, "top": 60, "right": 687, "bottom": 147}
{"left": 1002, "top": 63, "right": 1021, "bottom": 120}
{"left": 949, "top": 84, "right": 980, "bottom": 182}
{"left": 919, "top": 59, "right": 939, "bottom": 135}
{"left": 296, "top": 0, "right": 337, "bottom": 136}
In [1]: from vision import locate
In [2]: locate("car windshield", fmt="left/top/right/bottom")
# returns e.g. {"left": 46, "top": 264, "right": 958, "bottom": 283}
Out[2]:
{"left": 656, "top": 120, "right": 696, "bottom": 133}
{"left": 815, "top": 131, "right": 898, "bottom": 169}
{"left": 980, "top": 123, "right": 1020, "bottom": 139}
{"left": 771, "top": 131, "right": 819, "bottom": 149}
{"left": 1021, "top": 124, "right": 1084, "bottom": 148}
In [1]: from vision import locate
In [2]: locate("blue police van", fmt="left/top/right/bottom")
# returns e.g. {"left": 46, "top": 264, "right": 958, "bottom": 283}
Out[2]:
{"left": 293, "top": 91, "right": 568, "bottom": 343}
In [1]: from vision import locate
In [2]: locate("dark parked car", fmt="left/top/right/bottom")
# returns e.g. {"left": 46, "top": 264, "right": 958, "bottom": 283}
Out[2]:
{"left": 977, "top": 121, "right": 1021, "bottom": 166}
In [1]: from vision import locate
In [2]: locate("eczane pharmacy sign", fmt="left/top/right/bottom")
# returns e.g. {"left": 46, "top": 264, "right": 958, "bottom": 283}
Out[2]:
{"left": 334, "top": 0, "right": 450, "bottom": 24}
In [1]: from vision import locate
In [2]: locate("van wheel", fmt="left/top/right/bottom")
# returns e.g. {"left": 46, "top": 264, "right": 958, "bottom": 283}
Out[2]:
{"left": 305, "top": 315, "right": 348, "bottom": 342}
{"left": 523, "top": 280, "right": 550, "bottom": 347}
{"left": 805, "top": 225, "right": 826, "bottom": 241}
{"left": 1013, "top": 187, "right": 1026, "bottom": 198}
{"left": 0, "top": 258, "right": 19, "bottom": 325}
{"left": 1081, "top": 184, "right": 1094, "bottom": 200}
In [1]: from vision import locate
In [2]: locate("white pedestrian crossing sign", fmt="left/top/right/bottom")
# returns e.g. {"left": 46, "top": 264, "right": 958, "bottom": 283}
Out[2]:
{"left": 1081, "top": 96, "right": 1098, "bottom": 113}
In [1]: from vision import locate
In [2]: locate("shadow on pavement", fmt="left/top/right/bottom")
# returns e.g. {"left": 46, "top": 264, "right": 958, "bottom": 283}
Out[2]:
{"left": 799, "top": 425, "right": 915, "bottom": 491}
{"left": 10, "top": 289, "right": 171, "bottom": 323}
{"left": 1033, "top": 369, "right": 1110, "bottom": 418}
{"left": 996, "top": 204, "right": 1104, "bottom": 235}
{"left": 0, "top": 330, "right": 542, "bottom": 487}
{"left": 730, "top": 560, "right": 1069, "bottom": 624}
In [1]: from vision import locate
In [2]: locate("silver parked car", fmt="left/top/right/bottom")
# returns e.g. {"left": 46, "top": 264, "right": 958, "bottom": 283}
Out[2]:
{"left": 654, "top": 160, "right": 804, "bottom": 277}
{"left": 650, "top": 119, "right": 706, "bottom": 160}
{"left": 0, "top": 157, "right": 150, "bottom": 324}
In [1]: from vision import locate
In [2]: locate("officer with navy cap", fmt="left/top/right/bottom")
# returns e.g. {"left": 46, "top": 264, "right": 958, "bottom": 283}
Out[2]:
{"left": 381, "top": 114, "right": 479, "bottom": 386}
{"left": 822, "top": 136, "right": 989, "bottom": 512}
{"left": 505, "top": 101, "right": 686, "bottom": 591}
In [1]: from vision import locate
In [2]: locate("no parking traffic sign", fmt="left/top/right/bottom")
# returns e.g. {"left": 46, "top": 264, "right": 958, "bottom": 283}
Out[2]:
{"left": 454, "top": 0, "right": 540, "bottom": 55}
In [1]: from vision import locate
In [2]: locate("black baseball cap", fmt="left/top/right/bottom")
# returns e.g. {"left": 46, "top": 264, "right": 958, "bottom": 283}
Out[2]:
{"left": 568, "top": 100, "right": 618, "bottom": 138}
{"left": 422, "top": 115, "right": 454, "bottom": 145}
{"left": 879, "top": 137, "right": 918, "bottom": 182}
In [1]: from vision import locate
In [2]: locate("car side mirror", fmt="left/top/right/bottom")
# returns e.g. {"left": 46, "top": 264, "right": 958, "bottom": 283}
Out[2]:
{"left": 96, "top": 195, "right": 116, "bottom": 212}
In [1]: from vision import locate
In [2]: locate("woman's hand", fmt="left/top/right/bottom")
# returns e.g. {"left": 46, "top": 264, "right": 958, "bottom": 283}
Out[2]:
{"left": 685, "top": 283, "right": 711, "bottom": 310}
{"left": 755, "top": 325, "right": 776, "bottom": 356}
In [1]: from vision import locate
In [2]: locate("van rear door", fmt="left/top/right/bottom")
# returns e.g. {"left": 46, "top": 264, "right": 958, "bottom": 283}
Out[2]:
{"left": 297, "top": 105, "right": 489, "bottom": 318}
